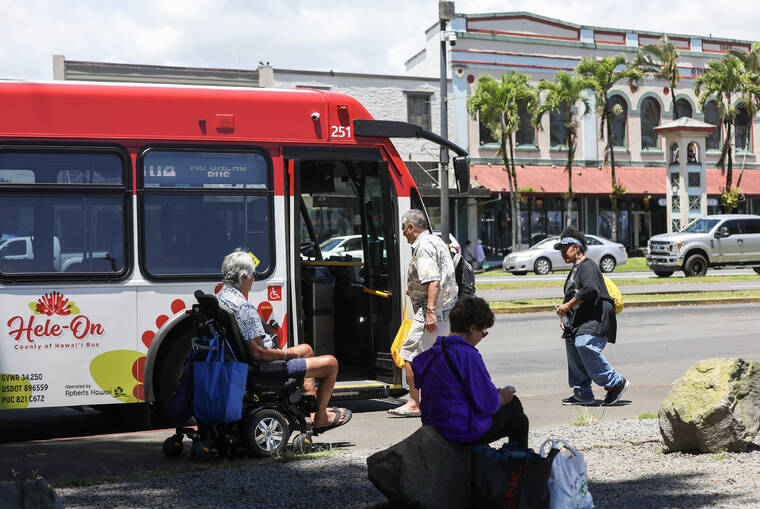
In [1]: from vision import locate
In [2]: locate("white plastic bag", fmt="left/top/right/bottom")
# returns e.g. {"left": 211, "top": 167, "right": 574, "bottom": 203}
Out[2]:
{"left": 540, "top": 439, "right": 594, "bottom": 509}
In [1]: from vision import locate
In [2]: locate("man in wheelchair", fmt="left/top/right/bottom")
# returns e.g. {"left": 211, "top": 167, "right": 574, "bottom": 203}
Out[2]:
{"left": 217, "top": 249, "right": 351, "bottom": 433}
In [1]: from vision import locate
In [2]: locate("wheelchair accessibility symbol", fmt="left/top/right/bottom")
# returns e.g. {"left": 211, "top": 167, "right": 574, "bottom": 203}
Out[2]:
{"left": 267, "top": 286, "right": 282, "bottom": 301}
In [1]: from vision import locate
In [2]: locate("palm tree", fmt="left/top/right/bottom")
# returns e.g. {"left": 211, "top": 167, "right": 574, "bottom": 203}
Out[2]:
{"left": 467, "top": 72, "right": 538, "bottom": 252}
{"left": 729, "top": 42, "right": 760, "bottom": 190}
{"left": 536, "top": 72, "right": 593, "bottom": 225}
{"left": 694, "top": 54, "right": 756, "bottom": 211}
{"left": 729, "top": 41, "right": 760, "bottom": 76}
{"left": 576, "top": 55, "right": 642, "bottom": 242}
{"left": 633, "top": 35, "right": 682, "bottom": 120}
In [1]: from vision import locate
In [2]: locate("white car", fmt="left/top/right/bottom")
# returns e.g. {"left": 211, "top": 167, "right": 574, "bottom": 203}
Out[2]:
{"left": 502, "top": 235, "right": 628, "bottom": 275}
{"left": 318, "top": 231, "right": 455, "bottom": 262}
{"left": 319, "top": 235, "right": 365, "bottom": 261}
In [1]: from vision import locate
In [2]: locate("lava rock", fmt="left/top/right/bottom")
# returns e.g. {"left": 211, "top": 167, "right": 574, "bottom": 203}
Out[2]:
{"left": 659, "top": 358, "right": 760, "bottom": 453}
{"left": 367, "top": 425, "right": 473, "bottom": 509}
{"left": 0, "top": 480, "right": 64, "bottom": 509}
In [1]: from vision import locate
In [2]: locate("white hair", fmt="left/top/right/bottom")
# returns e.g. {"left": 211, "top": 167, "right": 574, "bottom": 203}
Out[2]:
{"left": 221, "top": 249, "right": 256, "bottom": 287}
{"left": 401, "top": 209, "right": 428, "bottom": 230}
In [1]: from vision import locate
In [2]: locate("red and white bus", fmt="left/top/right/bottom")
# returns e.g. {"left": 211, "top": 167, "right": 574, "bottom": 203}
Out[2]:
{"left": 0, "top": 81, "right": 469, "bottom": 421}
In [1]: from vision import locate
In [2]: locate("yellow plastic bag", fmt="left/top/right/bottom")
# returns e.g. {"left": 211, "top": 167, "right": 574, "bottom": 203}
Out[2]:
{"left": 603, "top": 275, "right": 624, "bottom": 314}
{"left": 390, "top": 300, "right": 413, "bottom": 368}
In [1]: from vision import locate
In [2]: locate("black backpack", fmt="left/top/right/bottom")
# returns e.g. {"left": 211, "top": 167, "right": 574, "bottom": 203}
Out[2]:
{"left": 451, "top": 247, "right": 476, "bottom": 299}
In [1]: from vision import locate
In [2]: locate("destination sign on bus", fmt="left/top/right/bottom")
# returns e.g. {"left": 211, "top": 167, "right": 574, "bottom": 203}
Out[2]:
{"left": 143, "top": 150, "right": 268, "bottom": 188}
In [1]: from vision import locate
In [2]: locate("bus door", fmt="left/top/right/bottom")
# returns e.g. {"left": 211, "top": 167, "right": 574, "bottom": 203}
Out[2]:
{"left": 285, "top": 149, "right": 401, "bottom": 398}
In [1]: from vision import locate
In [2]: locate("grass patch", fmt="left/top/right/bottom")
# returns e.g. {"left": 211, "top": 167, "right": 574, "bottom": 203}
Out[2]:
{"left": 477, "top": 274, "right": 759, "bottom": 291}
{"left": 489, "top": 289, "right": 760, "bottom": 310}
{"left": 571, "top": 407, "right": 605, "bottom": 427}
{"left": 637, "top": 413, "right": 658, "bottom": 419}
{"left": 50, "top": 446, "right": 343, "bottom": 488}
{"left": 712, "top": 453, "right": 730, "bottom": 461}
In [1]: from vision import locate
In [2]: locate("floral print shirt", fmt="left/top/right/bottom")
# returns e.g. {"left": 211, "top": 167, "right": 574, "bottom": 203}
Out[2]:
{"left": 217, "top": 284, "right": 275, "bottom": 348}
{"left": 407, "top": 231, "right": 458, "bottom": 315}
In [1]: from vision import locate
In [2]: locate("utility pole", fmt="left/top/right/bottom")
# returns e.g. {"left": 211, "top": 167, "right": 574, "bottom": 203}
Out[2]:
{"left": 439, "top": 1, "right": 455, "bottom": 244}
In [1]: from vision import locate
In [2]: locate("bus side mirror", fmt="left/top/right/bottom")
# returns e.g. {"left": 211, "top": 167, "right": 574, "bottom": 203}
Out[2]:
{"left": 453, "top": 156, "right": 470, "bottom": 194}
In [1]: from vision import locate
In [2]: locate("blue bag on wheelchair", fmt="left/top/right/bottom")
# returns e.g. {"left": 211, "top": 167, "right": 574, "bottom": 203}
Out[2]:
{"left": 193, "top": 333, "right": 247, "bottom": 423}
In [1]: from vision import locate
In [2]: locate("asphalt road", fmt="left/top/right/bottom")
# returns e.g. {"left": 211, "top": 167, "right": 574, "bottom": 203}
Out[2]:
{"left": 2, "top": 303, "right": 759, "bottom": 482}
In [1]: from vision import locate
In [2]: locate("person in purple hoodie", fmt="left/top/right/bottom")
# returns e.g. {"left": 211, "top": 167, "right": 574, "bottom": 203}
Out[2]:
{"left": 411, "top": 297, "right": 528, "bottom": 446}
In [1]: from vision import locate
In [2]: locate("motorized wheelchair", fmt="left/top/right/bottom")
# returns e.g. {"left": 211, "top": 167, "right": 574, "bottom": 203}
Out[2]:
{"left": 162, "top": 290, "right": 318, "bottom": 461}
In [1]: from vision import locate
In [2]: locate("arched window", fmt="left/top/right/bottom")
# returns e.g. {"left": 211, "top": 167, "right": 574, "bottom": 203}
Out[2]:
{"left": 515, "top": 100, "right": 535, "bottom": 145}
{"left": 609, "top": 95, "right": 627, "bottom": 147}
{"left": 670, "top": 143, "right": 680, "bottom": 164}
{"left": 640, "top": 97, "right": 661, "bottom": 149}
{"left": 550, "top": 103, "right": 570, "bottom": 147}
{"left": 687, "top": 142, "right": 699, "bottom": 163}
{"left": 735, "top": 104, "right": 752, "bottom": 151}
{"left": 704, "top": 101, "right": 721, "bottom": 150}
{"left": 675, "top": 98, "right": 693, "bottom": 119}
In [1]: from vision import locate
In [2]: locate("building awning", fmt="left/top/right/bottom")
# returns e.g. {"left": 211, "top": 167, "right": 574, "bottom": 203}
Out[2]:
{"left": 470, "top": 164, "right": 760, "bottom": 196}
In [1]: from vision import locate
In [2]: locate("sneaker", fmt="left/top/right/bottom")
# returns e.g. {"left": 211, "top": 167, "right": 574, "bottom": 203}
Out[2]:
{"left": 561, "top": 395, "right": 595, "bottom": 406}
{"left": 602, "top": 378, "right": 630, "bottom": 406}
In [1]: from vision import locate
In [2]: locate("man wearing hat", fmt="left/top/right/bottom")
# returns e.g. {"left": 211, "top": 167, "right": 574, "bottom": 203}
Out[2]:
{"left": 554, "top": 226, "right": 629, "bottom": 406}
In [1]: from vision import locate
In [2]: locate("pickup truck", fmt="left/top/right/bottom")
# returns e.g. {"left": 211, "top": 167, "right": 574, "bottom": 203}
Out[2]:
{"left": 0, "top": 236, "right": 116, "bottom": 272}
{"left": 646, "top": 214, "right": 760, "bottom": 277}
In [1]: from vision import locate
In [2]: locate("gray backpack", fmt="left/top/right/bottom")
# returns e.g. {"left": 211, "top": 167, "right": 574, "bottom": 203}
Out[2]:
{"left": 451, "top": 247, "right": 476, "bottom": 299}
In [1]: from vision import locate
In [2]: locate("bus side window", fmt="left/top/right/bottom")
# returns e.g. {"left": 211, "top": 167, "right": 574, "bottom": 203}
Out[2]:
{"left": 139, "top": 149, "right": 274, "bottom": 279}
{"left": 0, "top": 150, "right": 129, "bottom": 278}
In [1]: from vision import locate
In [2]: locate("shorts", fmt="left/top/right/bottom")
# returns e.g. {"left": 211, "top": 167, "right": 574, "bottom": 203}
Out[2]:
{"left": 285, "top": 357, "right": 307, "bottom": 378}
{"left": 399, "top": 308, "right": 451, "bottom": 362}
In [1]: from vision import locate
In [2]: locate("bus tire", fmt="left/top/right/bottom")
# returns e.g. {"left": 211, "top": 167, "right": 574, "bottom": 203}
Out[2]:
{"left": 153, "top": 328, "right": 194, "bottom": 427}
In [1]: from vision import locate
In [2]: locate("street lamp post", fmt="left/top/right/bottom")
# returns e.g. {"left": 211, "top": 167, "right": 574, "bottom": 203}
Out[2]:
{"left": 439, "top": 1, "right": 455, "bottom": 244}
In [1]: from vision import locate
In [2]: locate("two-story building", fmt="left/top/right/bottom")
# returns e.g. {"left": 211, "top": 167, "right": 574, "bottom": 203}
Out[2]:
{"left": 407, "top": 11, "right": 760, "bottom": 254}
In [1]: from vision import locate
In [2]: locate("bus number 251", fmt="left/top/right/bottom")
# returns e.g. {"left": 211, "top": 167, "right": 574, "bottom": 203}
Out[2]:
{"left": 331, "top": 126, "right": 351, "bottom": 138}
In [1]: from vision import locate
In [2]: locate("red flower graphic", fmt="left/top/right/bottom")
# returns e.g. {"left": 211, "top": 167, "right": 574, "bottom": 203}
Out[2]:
{"left": 33, "top": 292, "right": 79, "bottom": 316}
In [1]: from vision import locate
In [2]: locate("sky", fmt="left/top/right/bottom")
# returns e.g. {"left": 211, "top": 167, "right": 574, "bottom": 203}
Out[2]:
{"left": 2, "top": 0, "right": 759, "bottom": 81}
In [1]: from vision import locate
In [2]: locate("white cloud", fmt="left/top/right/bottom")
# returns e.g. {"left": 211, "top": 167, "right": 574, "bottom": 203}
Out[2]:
{"left": 2, "top": 0, "right": 759, "bottom": 80}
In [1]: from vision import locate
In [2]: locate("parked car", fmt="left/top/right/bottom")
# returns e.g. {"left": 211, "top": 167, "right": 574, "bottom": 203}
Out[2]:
{"left": 647, "top": 214, "right": 760, "bottom": 277}
{"left": 319, "top": 235, "right": 365, "bottom": 261}
{"left": 0, "top": 235, "right": 115, "bottom": 272}
{"left": 318, "top": 231, "right": 455, "bottom": 263}
{"left": 502, "top": 235, "right": 628, "bottom": 275}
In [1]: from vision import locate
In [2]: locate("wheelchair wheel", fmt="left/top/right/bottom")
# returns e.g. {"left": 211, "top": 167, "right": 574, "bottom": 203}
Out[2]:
{"left": 190, "top": 440, "right": 215, "bottom": 462}
{"left": 162, "top": 434, "right": 184, "bottom": 458}
{"left": 243, "top": 409, "right": 290, "bottom": 458}
{"left": 293, "top": 433, "right": 313, "bottom": 454}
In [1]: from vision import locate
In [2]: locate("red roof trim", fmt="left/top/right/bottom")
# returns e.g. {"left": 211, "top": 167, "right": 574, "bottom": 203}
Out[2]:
{"left": 451, "top": 59, "right": 575, "bottom": 72}
{"left": 467, "top": 28, "right": 579, "bottom": 42}
{"left": 466, "top": 14, "right": 581, "bottom": 37}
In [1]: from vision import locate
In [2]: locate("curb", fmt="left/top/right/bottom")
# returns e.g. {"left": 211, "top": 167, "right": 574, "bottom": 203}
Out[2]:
{"left": 491, "top": 297, "right": 760, "bottom": 314}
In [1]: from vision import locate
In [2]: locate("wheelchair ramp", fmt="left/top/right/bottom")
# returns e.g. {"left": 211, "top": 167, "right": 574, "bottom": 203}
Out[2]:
{"left": 330, "top": 379, "right": 402, "bottom": 400}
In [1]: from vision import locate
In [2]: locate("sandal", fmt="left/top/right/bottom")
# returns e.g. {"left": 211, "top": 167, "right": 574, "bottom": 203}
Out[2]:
{"left": 313, "top": 407, "right": 352, "bottom": 433}
{"left": 386, "top": 407, "right": 422, "bottom": 418}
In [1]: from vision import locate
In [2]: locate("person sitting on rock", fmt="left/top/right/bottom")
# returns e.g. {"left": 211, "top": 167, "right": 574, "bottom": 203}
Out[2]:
{"left": 411, "top": 296, "right": 528, "bottom": 446}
